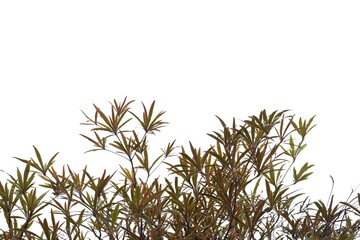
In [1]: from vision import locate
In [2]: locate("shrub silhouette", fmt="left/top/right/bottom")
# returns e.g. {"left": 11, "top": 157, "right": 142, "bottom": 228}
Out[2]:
{"left": 1, "top": 97, "right": 359, "bottom": 239}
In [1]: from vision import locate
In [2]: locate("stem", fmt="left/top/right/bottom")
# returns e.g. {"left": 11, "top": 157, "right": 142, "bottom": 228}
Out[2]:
{"left": 326, "top": 175, "right": 335, "bottom": 207}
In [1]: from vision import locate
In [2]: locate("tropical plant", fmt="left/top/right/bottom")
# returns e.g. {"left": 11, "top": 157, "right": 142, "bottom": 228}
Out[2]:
{"left": 0, "top": 97, "right": 359, "bottom": 239}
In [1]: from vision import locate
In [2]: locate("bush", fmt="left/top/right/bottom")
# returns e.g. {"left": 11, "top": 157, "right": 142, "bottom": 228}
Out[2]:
{"left": 1, "top": 97, "right": 359, "bottom": 239}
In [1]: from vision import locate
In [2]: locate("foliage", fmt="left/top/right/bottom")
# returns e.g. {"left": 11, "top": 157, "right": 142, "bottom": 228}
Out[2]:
{"left": 1, "top": 97, "right": 360, "bottom": 239}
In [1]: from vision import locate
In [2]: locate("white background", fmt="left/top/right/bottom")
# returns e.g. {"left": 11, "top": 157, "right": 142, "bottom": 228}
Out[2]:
{"left": 1, "top": 1, "right": 360, "bottom": 202}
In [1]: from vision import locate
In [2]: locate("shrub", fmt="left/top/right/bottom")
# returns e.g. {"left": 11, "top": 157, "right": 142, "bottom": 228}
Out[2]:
{"left": 1, "top": 97, "right": 359, "bottom": 239}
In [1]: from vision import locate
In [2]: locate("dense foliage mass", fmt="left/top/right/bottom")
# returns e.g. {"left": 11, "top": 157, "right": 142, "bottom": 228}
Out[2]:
{"left": 1, "top": 97, "right": 360, "bottom": 239}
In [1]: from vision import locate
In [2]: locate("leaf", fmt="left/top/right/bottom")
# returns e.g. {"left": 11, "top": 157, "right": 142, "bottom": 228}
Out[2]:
{"left": 293, "top": 162, "right": 314, "bottom": 184}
